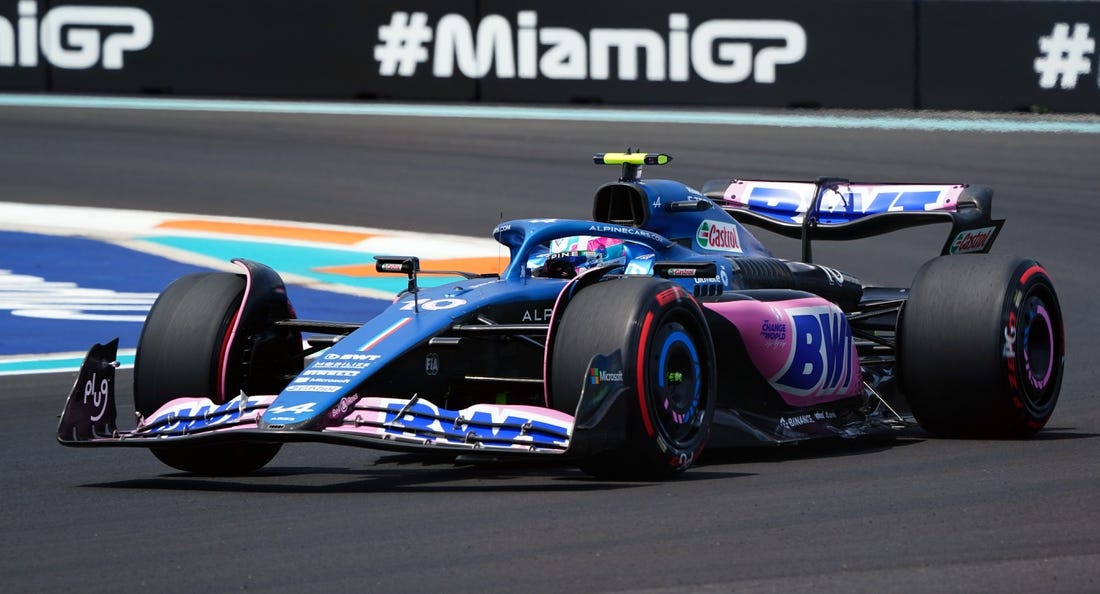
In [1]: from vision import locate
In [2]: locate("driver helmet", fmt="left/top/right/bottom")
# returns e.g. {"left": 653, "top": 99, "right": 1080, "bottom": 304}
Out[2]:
{"left": 542, "top": 235, "right": 626, "bottom": 278}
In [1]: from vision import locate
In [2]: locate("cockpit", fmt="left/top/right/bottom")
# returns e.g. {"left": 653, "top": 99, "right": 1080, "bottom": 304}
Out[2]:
{"left": 526, "top": 234, "right": 655, "bottom": 279}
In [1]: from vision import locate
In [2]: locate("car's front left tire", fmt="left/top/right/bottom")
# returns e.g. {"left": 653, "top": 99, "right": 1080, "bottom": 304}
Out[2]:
{"left": 550, "top": 278, "right": 716, "bottom": 479}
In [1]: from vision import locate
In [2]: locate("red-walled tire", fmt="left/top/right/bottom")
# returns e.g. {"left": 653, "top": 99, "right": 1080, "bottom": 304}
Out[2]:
{"left": 550, "top": 278, "right": 716, "bottom": 479}
{"left": 135, "top": 272, "right": 281, "bottom": 474}
{"left": 900, "top": 255, "right": 1064, "bottom": 438}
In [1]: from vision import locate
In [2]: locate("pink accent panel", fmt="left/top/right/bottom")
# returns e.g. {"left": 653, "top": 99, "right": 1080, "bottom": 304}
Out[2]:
{"left": 543, "top": 275, "right": 583, "bottom": 407}
{"left": 138, "top": 395, "right": 278, "bottom": 435}
{"left": 705, "top": 297, "right": 821, "bottom": 377}
{"left": 940, "top": 185, "right": 965, "bottom": 211}
{"left": 218, "top": 260, "right": 254, "bottom": 402}
{"left": 723, "top": 181, "right": 815, "bottom": 209}
{"left": 349, "top": 397, "right": 574, "bottom": 425}
{"left": 723, "top": 181, "right": 963, "bottom": 214}
{"left": 704, "top": 297, "right": 861, "bottom": 406}
{"left": 327, "top": 397, "right": 573, "bottom": 451}
{"left": 143, "top": 395, "right": 276, "bottom": 421}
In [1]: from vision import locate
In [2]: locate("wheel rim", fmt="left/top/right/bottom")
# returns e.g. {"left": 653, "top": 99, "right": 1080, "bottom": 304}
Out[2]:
{"left": 1018, "top": 290, "right": 1058, "bottom": 409}
{"left": 647, "top": 320, "right": 705, "bottom": 446}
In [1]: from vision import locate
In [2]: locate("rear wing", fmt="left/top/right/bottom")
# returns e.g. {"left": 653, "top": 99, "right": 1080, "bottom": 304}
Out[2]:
{"left": 702, "top": 177, "right": 1003, "bottom": 263}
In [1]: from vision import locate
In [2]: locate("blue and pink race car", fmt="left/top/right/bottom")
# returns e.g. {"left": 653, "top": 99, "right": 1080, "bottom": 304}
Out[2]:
{"left": 58, "top": 152, "right": 1065, "bottom": 479}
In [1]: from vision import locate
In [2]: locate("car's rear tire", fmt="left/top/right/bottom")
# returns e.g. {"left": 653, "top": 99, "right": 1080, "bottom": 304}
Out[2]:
{"left": 135, "top": 272, "right": 284, "bottom": 474}
{"left": 900, "top": 255, "right": 1064, "bottom": 437}
{"left": 550, "top": 278, "right": 716, "bottom": 479}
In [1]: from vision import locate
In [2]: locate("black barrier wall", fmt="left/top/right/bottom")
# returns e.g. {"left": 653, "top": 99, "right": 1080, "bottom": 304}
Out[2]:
{"left": 0, "top": 0, "right": 1098, "bottom": 112}
{"left": 920, "top": 1, "right": 1100, "bottom": 112}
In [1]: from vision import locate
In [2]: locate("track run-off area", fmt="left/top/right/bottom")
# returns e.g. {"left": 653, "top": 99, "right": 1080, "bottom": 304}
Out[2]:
{"left": 1, "top": 97, "right": 1098, "bottom": 593}
{"left": 0, "top": 201, "right": 503, "bottom": 373}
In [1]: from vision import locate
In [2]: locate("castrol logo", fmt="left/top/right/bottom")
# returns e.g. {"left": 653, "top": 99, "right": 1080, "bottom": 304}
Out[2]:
{"left": 696, "top": 220, "right": 742, "bottom": 253}
{"left": 950, "top": 226, "right": 996, "bottom": 254}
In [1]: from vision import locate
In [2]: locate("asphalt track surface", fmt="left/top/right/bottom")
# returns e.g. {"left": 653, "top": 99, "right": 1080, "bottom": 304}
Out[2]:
{"left": 2, "top": 105, "right": 1099, "bottom": 593}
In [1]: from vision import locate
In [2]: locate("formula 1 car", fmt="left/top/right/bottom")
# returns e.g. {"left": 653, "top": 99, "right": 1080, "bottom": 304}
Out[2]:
{"left": 58, "top": 152, "right": 1065, "bottom": 479}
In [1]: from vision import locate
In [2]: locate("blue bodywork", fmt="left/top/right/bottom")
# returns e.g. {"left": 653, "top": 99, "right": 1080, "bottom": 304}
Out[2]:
{"left": 259, "top": 176, "right": 774, "bottom": 430}
{"left": 58, "top": 155, "right": 1009, "bottom": 468}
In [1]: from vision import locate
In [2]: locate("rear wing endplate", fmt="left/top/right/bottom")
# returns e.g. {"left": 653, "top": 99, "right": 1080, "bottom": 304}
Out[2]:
{"left": 703, "top": 178, "right": 1004, "bottom": 263}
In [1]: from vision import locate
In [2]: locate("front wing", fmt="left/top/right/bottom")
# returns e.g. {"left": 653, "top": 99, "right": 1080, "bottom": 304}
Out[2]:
{"left": 58, "top": 341, "right": 576, "bottom": 458}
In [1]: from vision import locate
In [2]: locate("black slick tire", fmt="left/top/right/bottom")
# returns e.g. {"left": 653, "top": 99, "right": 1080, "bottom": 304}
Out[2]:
{"left": 900, "top": 255, "right": 1064, "bottom": 438}
{"left": 135, "top": 272, "right": 282, "bottom": 474}
{"left": 550, "top": 278, "right": 716, "bottom": 479}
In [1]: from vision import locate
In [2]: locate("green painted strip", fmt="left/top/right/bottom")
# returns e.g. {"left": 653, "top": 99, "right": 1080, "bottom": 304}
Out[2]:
{"left": 0, "top": 352, "right": 135, "bottom": 376}
{"left": 1, "top": 94, "right": 1097, "bottom": 134}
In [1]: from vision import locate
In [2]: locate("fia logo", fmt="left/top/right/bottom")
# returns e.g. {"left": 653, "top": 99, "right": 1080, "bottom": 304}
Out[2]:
{"left": 425, "top": 353, "right": 440, "bottom": 376}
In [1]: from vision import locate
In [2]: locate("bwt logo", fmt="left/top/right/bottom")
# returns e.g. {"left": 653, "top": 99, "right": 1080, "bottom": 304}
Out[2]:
{"left": 745, "top": 186, "right": 949, "bottom": 224}
{"left": 375, "top": 11, "right": 806, "bottom": 84}
{"left": 771, "top": 305, "right": 856, "bottom": 398}
{"left": 0, "top": 1, "right": 153, "bottom": 70}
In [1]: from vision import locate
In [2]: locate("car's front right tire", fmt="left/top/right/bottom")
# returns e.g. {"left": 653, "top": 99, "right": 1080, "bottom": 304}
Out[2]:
{"left": 135, "top": 272, "right": 284, "bottom": 474}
